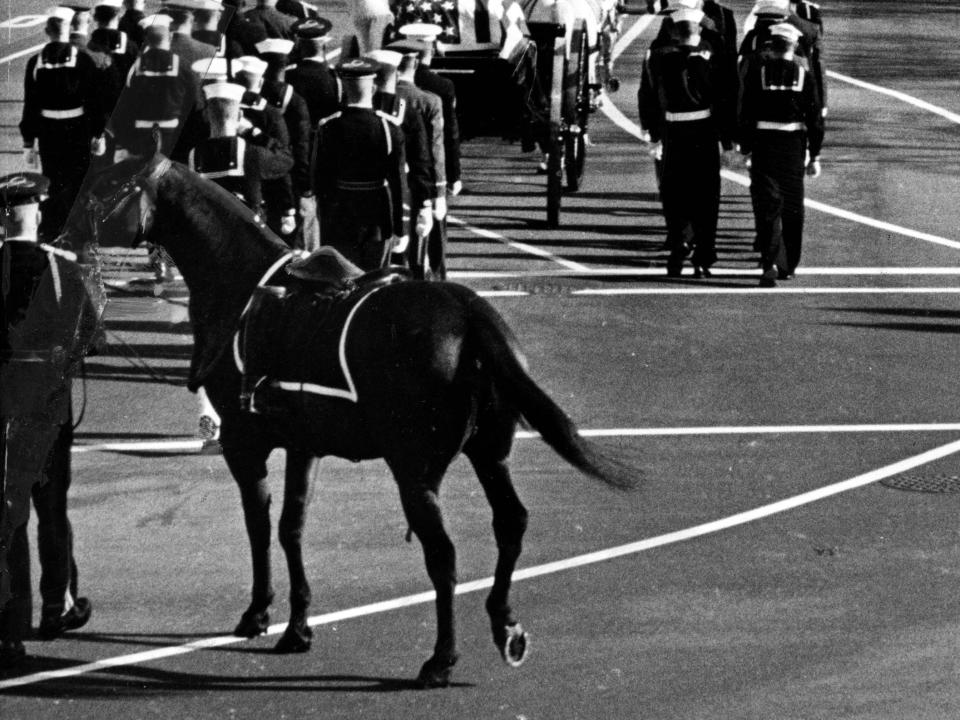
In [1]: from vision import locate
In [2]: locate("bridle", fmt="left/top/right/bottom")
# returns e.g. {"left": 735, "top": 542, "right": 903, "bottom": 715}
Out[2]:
{"left": 85, "top": 157, "right": 172, "bottom": 245}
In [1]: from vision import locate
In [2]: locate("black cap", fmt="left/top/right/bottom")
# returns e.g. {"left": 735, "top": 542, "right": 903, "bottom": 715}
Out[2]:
{"left": 292, "top": 16, "right": 332, "bottom": 40}
{"left": 335, "top": 57, "right": 380, "bottom": 78}
{"left": 0, "top": 173, "right": 50, "bottom": 208}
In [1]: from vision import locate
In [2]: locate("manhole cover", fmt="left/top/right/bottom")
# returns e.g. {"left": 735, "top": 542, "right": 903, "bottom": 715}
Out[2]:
{"left": 881, "top": 474, "right": 960, "bottom": 493}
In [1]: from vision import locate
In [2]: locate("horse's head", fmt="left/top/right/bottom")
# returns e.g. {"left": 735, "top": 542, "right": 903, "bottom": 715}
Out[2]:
{"left": 73, "top": 153, "right": 172, "bottom": 249}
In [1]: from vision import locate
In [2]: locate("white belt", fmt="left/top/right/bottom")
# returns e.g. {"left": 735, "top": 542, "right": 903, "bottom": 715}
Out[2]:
{"left": 665, "top": 109, "right": 711, "bottom": 122}
{"left": 757, "top": 121, "right": 803, "bottom": 132}
{"left": 134, "top": 118, "right": 179, "bottom": 129}
{"left": 41, "top": 107, "right": 83, "bottom": 119}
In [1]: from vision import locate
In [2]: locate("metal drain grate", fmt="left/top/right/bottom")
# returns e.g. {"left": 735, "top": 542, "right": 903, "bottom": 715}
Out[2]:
{"left": 881, "top": 474, "right": 960, "bottom": 493}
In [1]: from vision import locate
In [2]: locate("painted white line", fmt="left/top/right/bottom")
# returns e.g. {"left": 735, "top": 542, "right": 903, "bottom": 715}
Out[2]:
{"left": 71, "top": 423, "right": 960, "bottom": 454}
{"left": 447, "top": 215, "right": 591, "bottom": 272}
{"left": 7, "top": 436, "right": 960, "bottom": 691}
{"left": 449, "top": 267, "right": 960, "bottom": 279}
{"left": 826, "top": 69, "right": 960, "bottom": 127}
{"left": 0, "top": 42, "right": 43, "bottom": 65}
{"left": 572, "top": 286, "right": 960, "bottom": 296}
{"left": 603, "top": 17, "right": 960, "bottom": 252}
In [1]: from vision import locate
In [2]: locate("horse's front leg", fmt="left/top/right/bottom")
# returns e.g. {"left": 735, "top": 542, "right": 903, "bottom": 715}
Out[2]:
{"left": 274, "top": 449, "right": 316, "bottom": 653}
{"left": 222, "top": 435, "right": 275, "bottom": 638}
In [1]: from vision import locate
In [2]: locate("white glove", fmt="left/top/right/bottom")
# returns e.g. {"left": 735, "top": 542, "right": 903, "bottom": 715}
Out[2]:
{"left": 23, "top": 146, "right": 39, "bottom": 169}
{"left": 448, "top": 180, "right": 462, "bottom": 196}
{"left": 433, "top": 194, "right": 447, "bottom": 221}
{"left": 238, "top": 117, "right": 254, "bottom": 136}
{"left": 298, "top": 195, "right": 319, "bottom": 250}
{"left": 90, "top": 135, "right": 107, "bottom": 157}
{"left": 298, "top": 194, "right": 316, "bottom": 219}
{"left": 280, "top": 210, "right": 296, "bottom": 235}
{"left": 741, "top": 152, "right": 752, "bottom": 169}
{"left": 649, "top": 141, "right": 662, "bottom": 161}
{"left": 415, "top": 205, "right": 433, "bottom": 238}
{"left": 392, "top": 234, "right": 409, "bottom": 254}
{"left": 806, "top": 157, "right": 821, "bottom": 178}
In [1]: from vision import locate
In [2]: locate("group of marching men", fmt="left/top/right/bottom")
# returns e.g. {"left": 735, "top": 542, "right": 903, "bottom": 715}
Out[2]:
{"left": 638, "top": 0, "right": 826, "bottom": 286}
{"left": 20, "top": 0, "right": 463, "bottom": 281}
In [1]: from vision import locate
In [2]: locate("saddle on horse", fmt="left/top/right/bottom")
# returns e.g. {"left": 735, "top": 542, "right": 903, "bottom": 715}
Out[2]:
{"left": 239, "top": 248, "right": 410, "bottom": 414}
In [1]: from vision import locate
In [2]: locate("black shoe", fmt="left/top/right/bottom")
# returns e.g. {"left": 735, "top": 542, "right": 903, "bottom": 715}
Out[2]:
{"left": 37, "top": 597, "right": 92, "bottom": 640}
{"left": 0, "top": 641, "right": 25, "bottom": 669}
{"left": 693, "top": 266, "right": 712, "bottom": 279}
{"left": 777, "top": 267, "right": 792, "bottom": 280}
{"left": 666, "top": 267, "right": 683, "bottom": 278}
{"left": 759, "top": 269, "right": 777, "bottom": 288}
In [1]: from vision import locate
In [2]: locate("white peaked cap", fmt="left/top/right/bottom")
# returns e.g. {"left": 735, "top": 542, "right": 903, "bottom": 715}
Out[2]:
{"left": 255, "top": 38, "right": 294, "bottom": 55}
{"left": 94, "top": 0, "right": 124, "bottom": 8}
{"left": 203, "top": 81, "right": 245, "bottom": 102}
{"left": 672, "top": 7, "right": 704, "bottom": 24}
{"left": 233, "top": 55, "right": 268, "bottom": 76}
{"left": 398, "top": 22, "right": 442, "bottom": 41}
{"left": 139, "top": 13, "right": 173, "bottom": 28}
{"left": 769, "top": 22, "right": 802, "bottom": 42}
{"left": 193, "top": 56, "right": 230, "bottom": 80}
{"left": 47, "top": 6, "right": 76, "bottom": 21}
{"left": 364, "top": 49, "right": 403, "bottom": 68}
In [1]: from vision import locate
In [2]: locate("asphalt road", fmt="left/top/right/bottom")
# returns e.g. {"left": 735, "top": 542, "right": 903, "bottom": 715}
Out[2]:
{"left": 3, "top": 2, "right": 960, "bottom": 718}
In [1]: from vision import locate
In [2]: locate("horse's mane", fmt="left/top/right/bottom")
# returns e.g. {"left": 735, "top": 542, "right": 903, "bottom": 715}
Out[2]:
{"left": 154, "top": 161, "right": 291, "bottom": 392}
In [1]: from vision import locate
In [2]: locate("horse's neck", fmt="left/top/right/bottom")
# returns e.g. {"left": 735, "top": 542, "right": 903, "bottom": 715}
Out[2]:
{"left": 155, "top": 182, "right": 287, "bottom": 309}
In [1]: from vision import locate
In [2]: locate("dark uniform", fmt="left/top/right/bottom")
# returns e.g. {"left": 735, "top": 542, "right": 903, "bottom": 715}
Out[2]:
{"left": 0, "top": 174, "right": 101, "bottom": 665}
{"left": 396, "top": 74, "right": 447, "bottom": 278}
{"left": 20, "top": 33, "right": 107, "bottom": 239}
{"left": 88, "top": 26, "right": 139, "bottom": 78}
{"left": 640, "top": 11, "right": 735, "bottom": 277}
{"left": 738, "top": 24, "right": 824, "bottom": 284}
{"left": 286, "top": 57, "right": 340, "bottom": 124}
{"left": 244, "top": 2, "right": 297, "bottom": 39}
{"left": 313, "top": 63, "right": 405, "bottom": 270}
{"left": 118, "top": 4, "right": 145, "bottom": 46}
{"left": 107, "top": 27, "right": 207, "bottom": 162}
{"left": 414, "top": 64, "right": 461, "bottom": 191}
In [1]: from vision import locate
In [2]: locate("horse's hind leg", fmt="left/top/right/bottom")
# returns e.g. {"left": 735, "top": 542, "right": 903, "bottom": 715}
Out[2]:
{"left": 274, "top": 450, "right": 315, "bottom": 653}
{"left": 387, "top": 459, "right": 459, "bottom": 688}
{"left": 222, "top": 442, "right": 275, "bottom": 638}
{"left": 466, "top": 450, "right": 530, "bottom": 667}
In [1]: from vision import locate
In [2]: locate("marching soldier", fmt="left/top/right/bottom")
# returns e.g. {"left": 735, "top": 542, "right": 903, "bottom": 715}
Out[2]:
{"left": 0, "top": 173, "right": 102, "bottom": 667}
{"left": 639, "top": 7, "right": 735, "bottom": 278}
{"left": 285, "top": 18, "right": 340, "bottom": 125}
{"left": 20, "top": 7, "right": 108, "bottom": 239}
{"left": 738, "top": 22, "right": 824, "bottom": 286}
{"left": 231, "top": 55, "right": 297, "bottom": 243}
{"left": 399, "top": 24, "right": 462, "bottom": 197}
{"left": 312, "top": 58, "right": 405, "bottom": 270}
{"left": 256, "top": 38, "right": 315, "bottom": 249}
{"left": 106, "top": 13, "right": 207, "bottom": 162}
{"left": 367, "top": 48, "right": 433, "bottom": 269}
{"left": 390, "top": 40, "right": 449, "bottom": 279}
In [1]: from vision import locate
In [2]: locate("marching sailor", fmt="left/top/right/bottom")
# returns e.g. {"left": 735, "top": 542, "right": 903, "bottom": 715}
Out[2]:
{"left": 118, "top": 0, "right": 146, "bottom": 45}
{"left": 192, "top": 0, "right": 245, "bottom": 70}
{"left": 366, "top": 48, "right": 433, "bottom": 269}
{"left": 88, "top": 0, "right": 139, "bottom": 79}
{"left": 232, "top": 55, "right": 298, "bottom": 243}
{"left": 398, "top": 24, "right": 462, "bottom": 197}
{"left": 312, "top": 58, "right": 405, "bottom": 270}
{"left": 20, "top": 7, "right": 109, "bottom": 239}
{"left": 106, "top": 13, "right": 208, "bottom": 162}
{"left": 244, "top": 0, "right": 297, "bottom": 40}
{"left": 738, "top": 22, "right": 824, "bottom": 286}
{"left": 285, "top": 17, "right": 341, "bottom": 125}
{"left": 256, "top": 38, "right": 315, "bottom": 249}
{"left": 389, "top": 39, "right": 449, "bottom": 279}
{"left": 0, "top": 173, "right": 101, "bottom": 667}
{"left": 639, "top": 7, "right": 735, "bottom": 278}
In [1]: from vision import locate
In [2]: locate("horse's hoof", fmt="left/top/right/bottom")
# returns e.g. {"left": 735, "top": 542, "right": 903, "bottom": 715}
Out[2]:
{"left": 415, "top": 652, "right": 459, "bottom": 689}
{"left": 498, "top": 623, "right": 529, "bottom": 667}
{"left": 274, "top": 623, "right": 313, "bottom": 654}
{"left": 234, "top": 609, "right": 270, "bottom": 638}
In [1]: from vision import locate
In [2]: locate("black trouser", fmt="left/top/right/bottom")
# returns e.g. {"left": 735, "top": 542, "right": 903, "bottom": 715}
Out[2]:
{"left": 37, "top": 116, "right": 92, "bottom": 239}
{"left": 660, "top": 122, "right": 721, "bottom": 272}
{"left": 321, "top": 200, "right": 390, "bottom": 272}
{"left": 0, "top": 419, "right": 76, "bottom": 643}
{"left": 749, "top": 132, "right": 806, "bottom": 274}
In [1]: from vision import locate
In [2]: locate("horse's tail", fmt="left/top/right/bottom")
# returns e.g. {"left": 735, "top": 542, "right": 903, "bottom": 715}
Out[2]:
{"left": 464, "top": 293, "right": 640, "bottom": 490}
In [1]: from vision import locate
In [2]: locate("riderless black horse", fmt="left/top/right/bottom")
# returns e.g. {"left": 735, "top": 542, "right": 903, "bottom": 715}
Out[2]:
{"left": 67, "top": 153, "right": 638, "bottom": 688}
